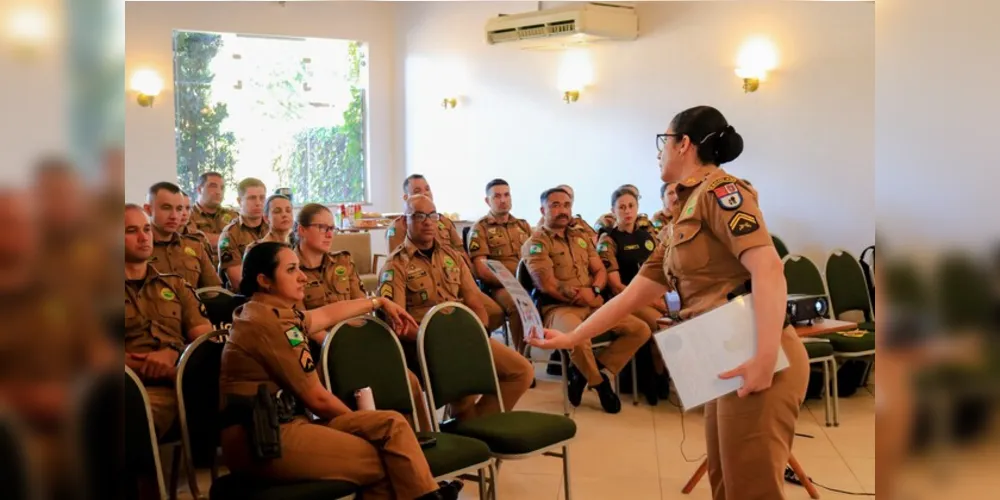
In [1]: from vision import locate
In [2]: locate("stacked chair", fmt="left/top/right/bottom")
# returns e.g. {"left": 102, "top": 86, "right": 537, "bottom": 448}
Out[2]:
{"left": 417, "top": 302, "right": 578, "bottom": 499}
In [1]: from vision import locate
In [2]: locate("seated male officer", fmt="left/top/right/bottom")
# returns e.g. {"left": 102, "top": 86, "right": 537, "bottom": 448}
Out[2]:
{"left": 378, "top": 195, "right": 533, "bottom": 421}
{"left": 467, "top": 178, "right": 533, "bottom": 355}
{"left": 180, "top": 190, "right": 220, "bottom": 269}
{"left": 144, "top": 182, "right": 222, "bottom": 289}
{"left": 219, "top": 177, "right": 269, "bottom": 291}
{"left": 386, "top": 174, "right": 506, "bottom": 331}
{"left": 535, "top": 184, "right": 598, "bottom": 242}
{"left": 523, "top": 187, "right": 651, "bottom": 414}
{"left": 125, "top": 204, "right": 213, "bottom": 437}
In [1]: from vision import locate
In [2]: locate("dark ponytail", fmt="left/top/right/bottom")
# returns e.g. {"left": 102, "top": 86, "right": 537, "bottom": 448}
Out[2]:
{"left": 240, "top": 242, "right": 287, "bottom": 297}
{"left": 669, "top": 106, "right": 744, "bottom": 165}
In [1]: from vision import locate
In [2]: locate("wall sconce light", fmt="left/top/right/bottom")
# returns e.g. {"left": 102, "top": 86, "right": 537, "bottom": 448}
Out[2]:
{"left": 441, "top": 97, "right": 457, "bottom": 109}
{"left": 558, "top": 49, "right": 592, "bottom": 105}
{"left": 130, "top": 69, "right": 164, "bottom": 107}
{"left": 4, "top": 5, "right": 52, "bottom": 60}
{"left": 735, "top": 37, "right": 778, "bottom": 94}
{"left": 563, "top": 90, "right": 580, "bottom": 104}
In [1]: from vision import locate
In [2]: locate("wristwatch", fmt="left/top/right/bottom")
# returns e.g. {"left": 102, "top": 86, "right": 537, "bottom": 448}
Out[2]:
{"left": 371, "top": 297, "right": 382, "bottom": 311}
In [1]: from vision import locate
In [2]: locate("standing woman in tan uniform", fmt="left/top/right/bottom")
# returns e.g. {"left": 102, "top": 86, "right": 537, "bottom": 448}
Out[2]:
{"left": 531, "top": 106, "right": 809, "bottom": 500}
{"left": 219, "top": 242, "right": 461, "bottom": 499}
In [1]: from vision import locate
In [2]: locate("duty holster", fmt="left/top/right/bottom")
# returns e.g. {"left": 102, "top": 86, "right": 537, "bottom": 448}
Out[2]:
{"left": 222, "top": 385, "right": 299, "bottom": 461}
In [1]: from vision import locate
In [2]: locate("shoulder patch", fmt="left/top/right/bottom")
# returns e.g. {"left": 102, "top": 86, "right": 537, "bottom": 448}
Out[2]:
{"left": 728, "top": 212, "right": 760, "bottom": 236}
{"left": 707, "top": 175, "right": 739, "bottom": 190}
{"left": 712, "top": 183, "right": 743, "bottom": 211}
{"left": 184, "top": 246, "right": 198, "bottom": 257}
{"left": 597, "top": 242, "right": 609, "bottom": 253}
{"left": 645, "top": 240, "right": 655, "bottom": 251}
{"left": 380, "top": 269, "right": 394, "bottom": 282}
{"left": 299, "top": 349, "right": 316, "bottom": 372}
{"left": 576, "top": 237, "right": 588, "bottom": 249}
{"left": 470, "top": 230, "right": 479, "bottom": 240}
{"left": 379, "top": 282, "right": 393, "bottom": 299}
{"left": 529, "top": 242, "right": 543, "bottom": 255}
{"left": 219, "top": 236, "right": 231, "bottom": 249}
{"left": 469, "top": 240, "right": 481, "bottom": 251}
{"left": 284, "top": 326, "right": 305, "bottom": 347}
{"left": 387, "top": 226, "right": 396, "bottom": 237}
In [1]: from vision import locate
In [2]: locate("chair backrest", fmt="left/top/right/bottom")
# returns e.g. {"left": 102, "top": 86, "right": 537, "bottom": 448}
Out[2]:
{"left": 0, "top": 411, "right": 32, "bottom": 500}
{"left": 783, "top": 255, "right": 829, "bottom": 313}
{"left": 124, "top": 366, "right": 167, "bottom": 498}
{"left": 177, "top": 331, "right": 227, "bottom": 470}
{"left": 771, "top": 234, "right": 790, "bottom": 258}
{"left": 321, "top": 318, "right": 418, "bottom": 425}
{"left": 418, "top": 303, "right": 502, "bottom": 423}
{"left": 936, "top": 253, "right": 992, "bottom": 330}
{"left": 196, "top": 288, "right": 246, "bottom": 331}
{"left": 825, "top": 249, "right": 873, "bottom": 322}
{"left": 332, "top": 232, "right": 373, "bottom": 275}
{"left": 462, "top": 226, "right": 471, "bottom": 252}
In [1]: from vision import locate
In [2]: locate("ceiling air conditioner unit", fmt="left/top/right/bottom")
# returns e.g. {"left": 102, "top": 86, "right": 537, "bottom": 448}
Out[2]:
{"left": 485, "top": 2, "right": 638, "bottom": 50}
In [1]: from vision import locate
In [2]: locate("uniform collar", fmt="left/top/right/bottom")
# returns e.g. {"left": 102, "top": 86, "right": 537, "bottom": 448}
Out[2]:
{"left": 402, "top": 237, "right": 436, "bottom": 258}
{"left": 238, "top": 215, "right": 268, "bottom": 231}
{"left": 486, "top": 212, "right": 517, "bottom": 225}
{"left": 153, "top": 231, "right": 182, "bottom": 246}
{"left": 675, "top": 165, "right": 717, "bottom": 193}
{"left": 295, "top": 246, "right": 329, "bottom": 271}
{"left": 540, "top": 224, "right": 572, "bottom": 241}
{"left": 133, "top": 263, "right": 165, "bottom": 287}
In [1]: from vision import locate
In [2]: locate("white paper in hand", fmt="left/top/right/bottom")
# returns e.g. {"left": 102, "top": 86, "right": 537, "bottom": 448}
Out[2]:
{"left": 484, "top": 260, "right": 544, "bottom": 341}
{"left": 653, "top": 295, "right": 790, "bottom": 411}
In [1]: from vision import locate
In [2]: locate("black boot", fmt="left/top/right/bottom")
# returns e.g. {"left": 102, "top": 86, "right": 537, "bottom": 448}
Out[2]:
{"left": 546, "top": 351, "right": 563, "bottom": 376}
{"left": 567, "top": 365, "right": 586, "bottom": 407}
{"left": 656, "top": 371, "right": 672, "bottom": 400}
{"left": 594, "top": 374, "right": 622, "bottom": 414}
{"left": 417, "top": 480, "right": 464, "bottom": 500}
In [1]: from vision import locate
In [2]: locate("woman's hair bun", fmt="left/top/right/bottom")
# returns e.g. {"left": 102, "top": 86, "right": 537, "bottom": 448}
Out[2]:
{"left": 714, "top": 125, "right": 743, "bottom": 165}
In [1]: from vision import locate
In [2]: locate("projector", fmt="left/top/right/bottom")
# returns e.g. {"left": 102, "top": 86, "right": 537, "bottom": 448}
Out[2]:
{"left": 786, "top": 294, "right": 830, "bottom": 325}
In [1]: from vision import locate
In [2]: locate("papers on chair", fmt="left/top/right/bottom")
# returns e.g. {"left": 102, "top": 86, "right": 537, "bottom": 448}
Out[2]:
{"left": 653, "top": 295, "right": 790, "bottom": 411}
{"left": 485, "top": 260, "right": 544, "bottom": 341}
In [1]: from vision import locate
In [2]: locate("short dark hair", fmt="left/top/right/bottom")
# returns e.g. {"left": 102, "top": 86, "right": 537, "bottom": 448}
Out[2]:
{"left": 124, "top": 203, "right": 145, "bottom": 213}
{"left": 237, "top": 178, "right": 266, "bottom": 197}
{"left": 240, "top": 242, "right": 289, "bottom": 297}
{"left": 668, "top": 105, "right": 743, "bottom": 165}
{"left": 660, "top": 182, "right": 673, "bottom": 198}
{"left": 148, "top": 181, "right": 181, "bottom": 198}
{"left": 264, "top": 194, "right": 290, "bottom": 215}
{"left": 610, "top": 188, "right": 638, "bottom": 208}
{"left": 197, "top": 172, "right": 224, "bottom": 188}
{"left": 403, "top": 174, "right": 426, "bottom": 193}
{"left": 540, "top": 187, "right": 570, "bottom": 206}
{"left": 485, "top": 178, "right": 509, "bottom": 195}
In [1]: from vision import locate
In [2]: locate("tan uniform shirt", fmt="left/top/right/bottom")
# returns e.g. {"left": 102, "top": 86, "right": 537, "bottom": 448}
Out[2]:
{"left": 190, "top": 203, "right": 239, "bottom": 236}
{"left": 125, "top": 264, "right": 211, "bottom": 353}
{"left": 218, "top": 216, "right": 270, "bottom": 271}
{"left": 650, "top": 210, "right": 671, "bottom": 241}
{"left": 386, "top": 215, "right": 464, "bottom": 255}
{"left": 220, "top": 296, "right": 317, "bottom": 401}
{"left": 181, "top": 225, "right": 219, "bottom": 269}
{"left": 594, "top": 213, "right": 653, "bottom": 236}
{"left": 467, "top": 214, "right": 532, "bottom": 276}
{"left": 297, "top": 248, "right": 366, "bottom": 310}
{"left": 522, "top": 226, "right": 598, "bottom": 313}
{"left": 376, "top": 238, "right": 480, "bottom": 324}
{"left": 150, "top": 232, "right": 222, "bottom": 289}
{"left": 638, "top": 167, "right": 771, "bottom": 320}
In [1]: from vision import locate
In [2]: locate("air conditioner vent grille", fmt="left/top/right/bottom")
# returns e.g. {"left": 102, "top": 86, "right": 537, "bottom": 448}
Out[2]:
{"left": 487, "top": 20, "right": 578, "bottom": 43}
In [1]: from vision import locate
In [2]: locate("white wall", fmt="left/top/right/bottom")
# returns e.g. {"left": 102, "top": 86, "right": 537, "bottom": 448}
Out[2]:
{"left": 399, "top": 1, "right": 875, "bottom": 264}
{"left": 875, "top": 0, "right": 1000, "bottom": 257}
{"left": 124, "top": 0, "right": 403, "bottom": 211}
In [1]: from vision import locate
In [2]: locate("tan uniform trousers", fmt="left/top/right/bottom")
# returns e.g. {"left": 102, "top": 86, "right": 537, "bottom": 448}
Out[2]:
{"left": 480, "top": 290, "right": 505, "bottom": 333}
{"left": 491, "top": 287, "right": 525, "bottom": 354}
{"left": 451, "top": 337, "right": 534, "bottom": 421}
{"left": 544, "top": 306, "right": 651, "bottom": 386}
{"left": 221, "top": 411, "right": 439, "bottom": 499}
{"left": 704, "top": 326, "right": 810, "bottom": 500}
{"left": 146, "top": 385, "right": 178, "bottom": 439}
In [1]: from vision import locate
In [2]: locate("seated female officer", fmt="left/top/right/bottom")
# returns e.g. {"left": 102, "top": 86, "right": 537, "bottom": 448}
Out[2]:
{"left": 596, "top": 187, "right": 671, "bottom": 405}
{"left": 532, "top": 106, "right": 809, "bottom": 499}
{"left": 219, "top": 242, "right": 460, "bottom": 500}
{"left": 293, "top": 203, "right": 433, "bottom": 432}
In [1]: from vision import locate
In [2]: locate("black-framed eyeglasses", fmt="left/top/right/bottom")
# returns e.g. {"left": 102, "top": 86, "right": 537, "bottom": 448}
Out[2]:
{"left": 407, "top": 211, "right": 441, "bottom": 224}
{"left": 656, "top": 133, "right": 683, "bottom": 152}
{"left": 306, "top": 223, "right": 335, "bottom": 233}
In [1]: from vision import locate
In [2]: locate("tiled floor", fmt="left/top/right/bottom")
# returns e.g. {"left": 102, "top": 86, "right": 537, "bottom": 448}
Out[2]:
{"left": 177, "top": 360, "right": 876, "bottom": 499}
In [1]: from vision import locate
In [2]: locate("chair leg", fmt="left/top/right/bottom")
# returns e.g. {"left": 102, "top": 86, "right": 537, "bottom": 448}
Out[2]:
{"left": 489, "top": 462, "right": 499, "bottom": 500}
{"left": 830, "top": 359, "right": 840, "bottom": 427}
{"left": 788, "top": 454, "right": 820, "bottom": 499}
{"left": 478, "top": 467, "right": 487, "bottom": 500}
{"left": 562, "top": 445, "right": 572, "bottom": 500}
{"left": 682, "top": 459, "right": 708, "bottom": 494}
{"left": 559, "top": 351, "right": 571, "bottom": 417}
{"left": 168, "top": 445, "right": 181, "bottom": 500}
{"left": 503, "top": 321, "right": 510, "bottom": 347}
{"left": 631, "top": 358, "right": 639, "bottom": 406}
{"left": 184, "top": 445, "right": 202, "bottom": 500}
{"left": 822, "top": 360, "right": 832, "bottom": 427}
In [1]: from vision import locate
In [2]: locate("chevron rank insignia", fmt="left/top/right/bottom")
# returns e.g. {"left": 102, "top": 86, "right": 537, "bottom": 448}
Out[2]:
{"left": 728, "top": 212, "right": 759, "bottom": 236}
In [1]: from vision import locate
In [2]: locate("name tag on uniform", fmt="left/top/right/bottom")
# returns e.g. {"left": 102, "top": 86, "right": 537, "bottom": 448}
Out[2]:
{"left": 624, "top": 244, "right": 640, "bottom": 251}
{"left": 407, "top": 268, "right": 428, "bottom": 280}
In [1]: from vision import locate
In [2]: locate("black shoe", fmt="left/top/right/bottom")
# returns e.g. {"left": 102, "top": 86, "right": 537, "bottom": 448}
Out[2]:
{"left": 530, "top": 377, "right": 537, "bottom": 389}
{"left": 567, "top": 366, "right": 586, "bottom": 407}
{"left": 595, "top": 375, "right": 622, "bottom": 414}
{"left": 418, "top": 480, "right": 464, "bottom": 500}
{"left": 546, "top": 351, "right": 563, "bottom": 376}
{"left": 439, "top": 418, "right": 459, "bottom": 433}
{"left": 656, "top": 372, "right": 672, "bottom": 400}
{"left": 642, "top": 382, "right": 659, "bottom": 407}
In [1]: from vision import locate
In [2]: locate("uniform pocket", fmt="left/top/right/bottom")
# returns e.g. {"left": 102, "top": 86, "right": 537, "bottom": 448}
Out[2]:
{"left": 442, "top": 268, "right": 462, "bottom": 297}
{"left": 332, "top": 277, "right": 352, "bottom": 297}
{"left": 406, "top": 276, "right": 434, "bottom": 307}
{"left": 670, "top": 220, "right": 710, "bottom": 271}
